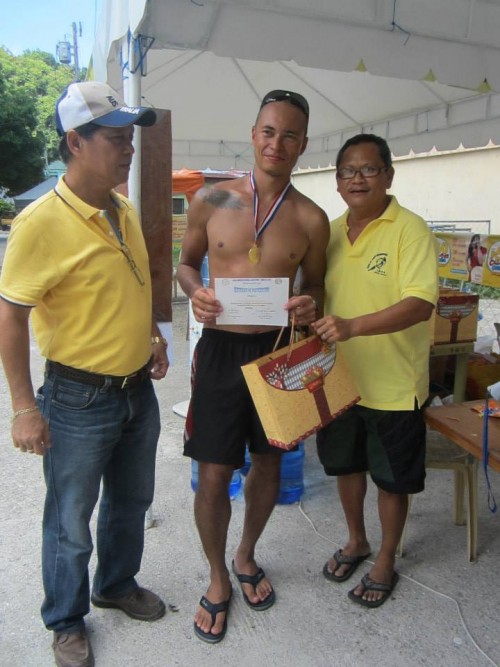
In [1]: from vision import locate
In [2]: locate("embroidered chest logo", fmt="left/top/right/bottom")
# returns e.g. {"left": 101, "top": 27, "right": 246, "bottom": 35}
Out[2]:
{"left": 367, "top": 253, "right": 388, "bottom": 275}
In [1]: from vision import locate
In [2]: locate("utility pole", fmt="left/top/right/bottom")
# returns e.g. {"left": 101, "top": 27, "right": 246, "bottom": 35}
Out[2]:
{"left": 56, "top": 22, "right": 82, "bottom": 81}
{"left": 72, "top": 22, "right": 80, "bottom": 81}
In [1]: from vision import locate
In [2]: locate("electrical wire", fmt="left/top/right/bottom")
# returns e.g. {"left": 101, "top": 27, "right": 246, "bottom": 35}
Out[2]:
{"left": 391, "top": 0, "right": 411, "bottom": 45}
{"left": 297, "top": 500, "right": 497, "bottom": 667}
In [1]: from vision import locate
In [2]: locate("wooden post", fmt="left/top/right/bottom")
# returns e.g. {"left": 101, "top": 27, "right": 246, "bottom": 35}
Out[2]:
{"left": 140, "top": 111, "right": 172, "bottom": 323}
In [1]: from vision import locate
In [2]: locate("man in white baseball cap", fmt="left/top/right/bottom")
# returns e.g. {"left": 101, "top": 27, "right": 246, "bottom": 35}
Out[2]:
{"left": 55, "top": 80, "right": 157, "bottom": 135}
{"left": 0, "top": 82, "right": 168, "bottom": 667}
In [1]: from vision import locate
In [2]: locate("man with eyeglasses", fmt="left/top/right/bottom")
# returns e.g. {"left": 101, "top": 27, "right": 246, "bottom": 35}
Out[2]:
{"left": 312, "top": 134, "right": 438, "bottom": 609}
{"left": 0, "top": 81, "right": 169, "bottom": 666}
{"left": 177, "top": 90, "right": 329, "bottom": 643}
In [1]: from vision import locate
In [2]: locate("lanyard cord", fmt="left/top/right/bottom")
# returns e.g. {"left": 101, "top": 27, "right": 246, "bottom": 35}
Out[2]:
{"left": 102, "top": 209, "right": 124, "bottom": 245}
{"left": 482, "top": 394, "right": 497, "bottom": 513}
{"left": 53, "top": 187, "right": 120, "bottom": 233}
{"left": 53, "top": 186, "right": 124, "bottom": 249}
{"left": 250, "top": 169, "right": 291, "bottom": 242}
{"left": 53, "top": 187, "right": 145, "bottom": 286}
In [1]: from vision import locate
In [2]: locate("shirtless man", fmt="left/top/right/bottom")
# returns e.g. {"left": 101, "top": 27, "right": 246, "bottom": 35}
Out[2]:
{"left": 177, "top": 90, "right": 329, "bottom": 643}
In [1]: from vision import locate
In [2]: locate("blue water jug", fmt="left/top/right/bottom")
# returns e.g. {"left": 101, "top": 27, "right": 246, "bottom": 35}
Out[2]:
{"left": 191, "top": 460, "right": 242, "bottom": 499}
{"left": 241, "top": 443, "right": 305, "bottom": 504}
{"left": 277, "top": 443, "right": 305, "bottom": 504}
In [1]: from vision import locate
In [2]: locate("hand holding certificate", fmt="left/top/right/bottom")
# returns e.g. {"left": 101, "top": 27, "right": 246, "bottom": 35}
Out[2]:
{"left": 215, "top": 277, "right": 289, "bottom": 326}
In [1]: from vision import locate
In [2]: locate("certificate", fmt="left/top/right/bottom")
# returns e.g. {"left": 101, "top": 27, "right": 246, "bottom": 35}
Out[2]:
{"left": 215, "top": 277, "right": 289, "bottom": 326}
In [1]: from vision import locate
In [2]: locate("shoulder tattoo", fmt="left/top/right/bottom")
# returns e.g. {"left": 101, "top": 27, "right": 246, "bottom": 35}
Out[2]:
{"left": 203, "top": 189, "right": 244, "bottom": 210}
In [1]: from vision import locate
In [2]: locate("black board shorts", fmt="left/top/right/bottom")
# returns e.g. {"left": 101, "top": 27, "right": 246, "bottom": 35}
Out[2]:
{"left": 316, "top": 402, "right": 426, "bottom": 494}
{"left": 184, "top": 327, "right": 291, "bottom": 467}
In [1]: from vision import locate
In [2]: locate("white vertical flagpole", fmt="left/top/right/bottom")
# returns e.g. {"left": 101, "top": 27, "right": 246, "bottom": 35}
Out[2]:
{"left": 121, "top": 33, "right": 142, "bottom": 211}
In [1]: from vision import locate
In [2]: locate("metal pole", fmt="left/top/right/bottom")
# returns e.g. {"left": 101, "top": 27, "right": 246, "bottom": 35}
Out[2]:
{"left": 126, "top": 35, "right": 142, "bottom": 211}
{"left": 72, "top": 22, "right": 80, "bottom": 81}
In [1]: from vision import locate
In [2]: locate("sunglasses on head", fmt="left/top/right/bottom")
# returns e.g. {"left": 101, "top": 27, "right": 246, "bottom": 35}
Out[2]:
{"left": 260, "top": 90, "right": 309, "bottom": 118}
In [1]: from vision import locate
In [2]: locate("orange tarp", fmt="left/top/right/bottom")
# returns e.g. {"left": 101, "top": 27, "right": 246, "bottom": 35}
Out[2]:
{"left": 172, "top": 169, "right": 204, "bottom": 202}
{"left": 116, "top": 169, "right": 204, "bottom": 202}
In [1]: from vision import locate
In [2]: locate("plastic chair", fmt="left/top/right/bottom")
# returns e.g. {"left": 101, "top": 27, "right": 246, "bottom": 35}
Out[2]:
{"left": 397, "top": 429, "right": 478, "bottom": 562}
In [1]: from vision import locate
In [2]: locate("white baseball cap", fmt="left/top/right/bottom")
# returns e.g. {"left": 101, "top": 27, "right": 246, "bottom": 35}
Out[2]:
{"left": 55, "top": 81, "right": 157, "bottom": 136}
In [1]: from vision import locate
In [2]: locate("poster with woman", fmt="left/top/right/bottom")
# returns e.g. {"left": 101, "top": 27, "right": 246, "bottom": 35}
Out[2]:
{"left": 435, "top": 232, "right": 500, "bottom": 288}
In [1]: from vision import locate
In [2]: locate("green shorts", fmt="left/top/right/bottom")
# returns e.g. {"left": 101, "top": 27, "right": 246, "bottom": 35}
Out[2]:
{"left": 316, "top": 403, "right": 426, "bottom": 494}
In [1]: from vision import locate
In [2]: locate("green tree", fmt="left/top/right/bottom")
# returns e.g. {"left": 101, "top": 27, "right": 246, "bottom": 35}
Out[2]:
{"left": 0, "top": 197, "right": 16, "bottom": 217}
{"left": 0, "top": 48, "right": 74, "bottom": 195}
{"left": 0, "top": 56, "right": 43, "bottom": 195}
{"left": 17, "top": 50, "right": 75, "bottom": 162}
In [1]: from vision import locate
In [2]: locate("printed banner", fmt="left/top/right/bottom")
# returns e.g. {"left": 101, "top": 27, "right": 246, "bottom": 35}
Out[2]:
{"left": 435, "top": 232, "right": 500, "bottom": 288}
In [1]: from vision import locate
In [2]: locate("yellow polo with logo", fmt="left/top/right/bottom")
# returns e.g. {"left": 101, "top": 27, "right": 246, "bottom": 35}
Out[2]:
{"left": 325, "top": 196, "right": 438, "bottom": 410}
{"left": 0, "top": 177, "right": 152, "bottom": 375}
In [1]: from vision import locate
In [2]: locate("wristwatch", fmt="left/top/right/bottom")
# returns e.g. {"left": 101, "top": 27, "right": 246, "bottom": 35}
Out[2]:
{"left": 151, "top": 336, "right": 167, "bottom": 346}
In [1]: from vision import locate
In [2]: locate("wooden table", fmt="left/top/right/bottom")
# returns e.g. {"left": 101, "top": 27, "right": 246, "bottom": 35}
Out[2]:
{"left": 429, "top": 341, "right": 475, "bottom": 402}
{"left": 423, "top": 401, "right": 499, "bottom": 561}
{"left": 425, "top": 401, "right": 500, "bottom": 472}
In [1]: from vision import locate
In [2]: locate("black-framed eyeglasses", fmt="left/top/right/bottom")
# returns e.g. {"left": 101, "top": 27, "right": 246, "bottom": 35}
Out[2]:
{"left": 337, "top": 166, "right": 388, "bottom": 180}
{"left": 260, "top": 90, "right": 309, "bottom": 118}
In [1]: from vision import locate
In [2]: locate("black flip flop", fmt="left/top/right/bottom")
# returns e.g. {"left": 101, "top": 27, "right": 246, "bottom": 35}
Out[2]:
{"left": 348, "top": 572, "right": 399, "bottom": 608}
{"left": 231, "top": 560, "right": 276, "bottom": 611}
{"left": 193, "top": 589, "right": 232, "bottom": 643}
{"left": 322, "top": 549, "right": 371, "bottom": 583}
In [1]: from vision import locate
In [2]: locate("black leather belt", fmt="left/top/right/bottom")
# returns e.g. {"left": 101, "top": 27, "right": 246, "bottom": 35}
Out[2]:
{"left": 46, "top": 360, "right": 150, "bottom": 389}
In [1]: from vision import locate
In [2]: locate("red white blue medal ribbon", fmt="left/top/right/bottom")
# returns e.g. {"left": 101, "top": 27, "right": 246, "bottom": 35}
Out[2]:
{"left": 249, "top": 170, "right": 291, "bottom": 264}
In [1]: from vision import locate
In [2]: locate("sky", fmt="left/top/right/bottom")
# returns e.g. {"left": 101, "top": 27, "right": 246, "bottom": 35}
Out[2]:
{"left": 0, "top": 0, "right": 104, "bottom": 68}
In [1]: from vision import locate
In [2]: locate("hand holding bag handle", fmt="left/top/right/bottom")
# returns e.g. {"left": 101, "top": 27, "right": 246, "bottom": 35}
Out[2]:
{"left": 271, "top": 315, "right": 335, "bottom": 426}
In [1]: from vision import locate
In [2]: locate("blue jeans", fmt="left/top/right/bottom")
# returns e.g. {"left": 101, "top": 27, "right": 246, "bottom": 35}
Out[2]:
{"left": 36, "top": 370, "right": 161, "bottom": 633}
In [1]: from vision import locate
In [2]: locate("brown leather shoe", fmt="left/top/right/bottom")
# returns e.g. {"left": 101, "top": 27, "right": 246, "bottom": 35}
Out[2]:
{"left": 52, "top": 631, "right": 94, "bottom": 667}
{"left": 91, "top": 586, "right": 166, "bottom": 621}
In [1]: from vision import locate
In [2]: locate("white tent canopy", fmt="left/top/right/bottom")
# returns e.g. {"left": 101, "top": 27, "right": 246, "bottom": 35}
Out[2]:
{"left": 92, "top": 0, "right": 500, "bottom": 170}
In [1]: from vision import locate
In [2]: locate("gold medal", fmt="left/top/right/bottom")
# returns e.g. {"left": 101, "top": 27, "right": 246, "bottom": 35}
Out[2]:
{"left": 248, "top": 170, "right": 291, "bottom": 266}
{"left": 248, "top": 244, "right": 261, "bottom": 264}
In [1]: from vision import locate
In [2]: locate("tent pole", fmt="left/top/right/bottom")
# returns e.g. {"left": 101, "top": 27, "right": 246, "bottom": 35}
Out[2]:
{"left": 121, "top": 33, "right": 142, "bottom": 211}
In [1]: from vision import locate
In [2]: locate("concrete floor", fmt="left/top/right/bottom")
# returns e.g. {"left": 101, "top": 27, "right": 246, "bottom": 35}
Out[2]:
{"left": 1, "top": 298, "right": 500, "bottom": 667}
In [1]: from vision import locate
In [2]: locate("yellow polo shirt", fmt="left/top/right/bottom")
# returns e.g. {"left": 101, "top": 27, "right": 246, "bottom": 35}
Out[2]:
{"left": 0, "top": 177, "right": 152, "bottom": 375}
{"left": 325, "top": 196, "right": 439, "bottom": 410}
